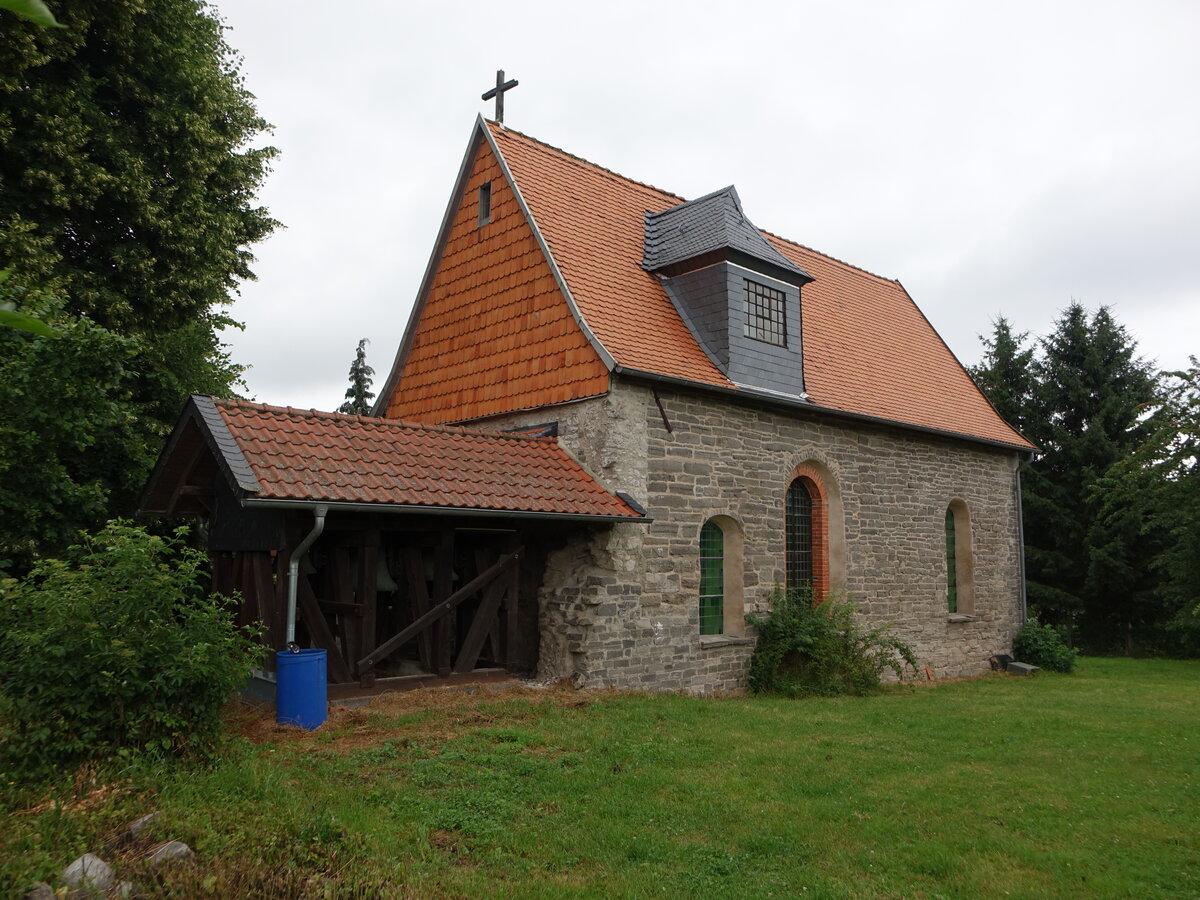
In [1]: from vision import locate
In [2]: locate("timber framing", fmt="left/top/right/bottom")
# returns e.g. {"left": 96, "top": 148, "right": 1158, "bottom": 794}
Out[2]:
{"left": 141, "top": 394, "right": 650, "bottom": 690}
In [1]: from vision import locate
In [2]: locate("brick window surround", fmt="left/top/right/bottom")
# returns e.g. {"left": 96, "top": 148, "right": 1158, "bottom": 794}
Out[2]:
{"left": 786, "top": 464, "right": 830, "bottom": 602}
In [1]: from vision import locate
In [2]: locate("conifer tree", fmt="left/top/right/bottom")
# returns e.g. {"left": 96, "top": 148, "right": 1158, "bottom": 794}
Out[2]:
{"left": 1019, "top": 304, "right": 1159, "bottom": 645}
{"left": 971, "top": 317, "right": 1037, "bottom": 439}
{"left": 338, "top": 339, "right": 375, "bottom": 416}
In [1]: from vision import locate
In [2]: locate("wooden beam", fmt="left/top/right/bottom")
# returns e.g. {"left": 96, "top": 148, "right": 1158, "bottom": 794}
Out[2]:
{"left": 505, "top": 533, "right": 520, "bottom": 671}
{"left": 317, "top": 600, "right": 365, "bottom": 616}
{"left": 165, "top": 439, "right": 207, "bottom": 514}
{"left": 253, "top": 552, "right": 281, "bottom": 652}
{"left": 329, "top": 546, "right": 359, "bottom": 673}
{"left": 358, "top": 546, "right": 522, "bottom": 672}
{"left": 452, "top": 571, "right": 506, "bottom": 674}
{"left": 358, "top": 531, "right": 379, "bottom": 686}
{"left": 402, "top": 546, "right": 434, "bottom": 670}
{"left": 297, "top": 572, "right": 353, "bottom": 683}
{"left": 432, "top": 529, "right": 455, "bottom": 677}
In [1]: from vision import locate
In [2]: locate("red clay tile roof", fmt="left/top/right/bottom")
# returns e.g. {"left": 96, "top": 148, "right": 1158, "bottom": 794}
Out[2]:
{"left": 488, "top": 124, "right": 732, "bottom": 389}
{"left": 486, "top": 122, "right": 1034, "bottom": 451}
{"left": 211, "top": 398, "right": 644, "bottom": 519}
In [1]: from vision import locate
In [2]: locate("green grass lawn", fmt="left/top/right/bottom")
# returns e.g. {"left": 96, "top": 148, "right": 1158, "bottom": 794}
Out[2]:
{"left": 4, "top": 657, "right": 1198, "bottom": 898}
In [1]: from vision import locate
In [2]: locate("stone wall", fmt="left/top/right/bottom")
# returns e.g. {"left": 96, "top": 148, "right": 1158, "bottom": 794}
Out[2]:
{"left": 477, "top": 377, "right": 1025, "bottom": 693}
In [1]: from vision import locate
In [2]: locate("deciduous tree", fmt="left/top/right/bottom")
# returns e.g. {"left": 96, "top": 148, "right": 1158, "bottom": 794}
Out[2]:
{"left": 0, "top": 0, "right": 275, "bottom": 561}
{"left": 1093, "top": 360, "right": 1200, "bottom": 653}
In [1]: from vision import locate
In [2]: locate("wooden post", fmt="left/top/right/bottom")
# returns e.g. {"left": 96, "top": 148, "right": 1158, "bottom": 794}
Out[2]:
{"left": 402, "top": 546, "right": 434, "bottom": 671}
{"left": 433, "top": 529, "right": 455, "bottom": 677}
{"left": 452, "top": 576, "right": 505, "bottom": 673}
{"left": 505, "top": 534, "right": 520, "bottom": 671}
{"left": 297, "top": 572, "right": 353, "bottom": 683}
{"left": 358, "top": 546, "right": 523, "bottom": 673}
{"left": 357, "top": 531, "right": 379, "bottom": 687}
{"left": 328, "top": 546, "right": 359, "bottom": 674}
{"left": 253, "top": 552, "right": 281, "bottom": 652}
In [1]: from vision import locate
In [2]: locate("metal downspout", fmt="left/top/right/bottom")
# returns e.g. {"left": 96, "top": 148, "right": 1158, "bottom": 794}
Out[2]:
{"left": 1015, "top": 463, "right": 1028, "bottom": 625}
{"left": 285, "top": 505, "right": 328, "bottom": 647}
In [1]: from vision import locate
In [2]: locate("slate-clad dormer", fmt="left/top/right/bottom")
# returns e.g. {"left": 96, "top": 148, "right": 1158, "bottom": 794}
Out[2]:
{"left": 642, "top": 186, "right": 814, "bottom": 398}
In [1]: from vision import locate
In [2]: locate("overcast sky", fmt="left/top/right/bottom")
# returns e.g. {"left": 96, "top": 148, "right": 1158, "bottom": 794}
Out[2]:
{"left": 209, "top": 0, "right": 1200, "bottom": 411}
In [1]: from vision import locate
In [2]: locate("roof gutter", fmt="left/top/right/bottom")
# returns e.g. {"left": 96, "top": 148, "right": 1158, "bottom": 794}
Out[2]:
{"left": 611, "top": 365, "right": 1035, "bottom": 455}
{"left": 240, "top": 496, "right": 650, "bottom": 525}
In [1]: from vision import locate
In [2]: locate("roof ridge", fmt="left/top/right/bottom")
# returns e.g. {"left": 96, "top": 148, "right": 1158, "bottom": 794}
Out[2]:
{"left": 213, "top": 397, "right": 552, "bottom": 443}
{"left": 761, "top": 228, "right": 899, "bottom": 286}
{"left": 488, "top": 123, "right": 892, "bottom": 286}
{"left": 488, "top": 120, "right": 685, "bottom": 205}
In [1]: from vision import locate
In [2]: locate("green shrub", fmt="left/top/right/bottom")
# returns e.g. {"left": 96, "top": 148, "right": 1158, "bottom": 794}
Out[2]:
{"left": 1013, "top": 621, "right": 1079, "bottom": 673}
{"left": 0, "top": 521, "right": 262, "bottom": 777}
{"left": 746, "top": 588, "right": 918, "bottom": 697}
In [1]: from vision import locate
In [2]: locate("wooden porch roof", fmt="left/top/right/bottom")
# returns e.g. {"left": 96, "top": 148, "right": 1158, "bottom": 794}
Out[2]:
{"left": 141, "top": 395, "right": 647, "bottom": 523}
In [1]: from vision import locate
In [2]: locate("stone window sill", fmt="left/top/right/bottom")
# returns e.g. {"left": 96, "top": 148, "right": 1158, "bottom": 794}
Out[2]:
{"left": 699, "top": 634, "right": 755, "bottom": 649}
{"left": 947, "top": 614, "right": 978, "bottom": 624}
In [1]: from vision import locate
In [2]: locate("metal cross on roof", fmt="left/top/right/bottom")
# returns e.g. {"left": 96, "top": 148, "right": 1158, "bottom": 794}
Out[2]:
{"left": 482, "top": 69, "right": 518, "bottom": 124}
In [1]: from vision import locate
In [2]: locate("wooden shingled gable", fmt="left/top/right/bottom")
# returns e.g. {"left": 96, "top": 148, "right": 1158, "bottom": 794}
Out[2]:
{"left": 378, "top": 119, "right": 1034, "bottom": 452}
{"left": 379, "top": 119, "right": 610, "bottom": 424}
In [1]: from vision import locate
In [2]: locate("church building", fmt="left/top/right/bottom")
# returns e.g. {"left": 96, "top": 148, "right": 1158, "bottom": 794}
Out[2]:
{"left": 143, "top": 113, "right": 1034, "bottom": 695}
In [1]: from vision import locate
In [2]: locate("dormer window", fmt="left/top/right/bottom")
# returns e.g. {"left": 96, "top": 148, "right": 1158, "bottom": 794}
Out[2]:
{"left": 744, "top": 279, "right": 787, "bottom": 347}
{"left": 641, "top": 185, "right": 811, "bottom": 396}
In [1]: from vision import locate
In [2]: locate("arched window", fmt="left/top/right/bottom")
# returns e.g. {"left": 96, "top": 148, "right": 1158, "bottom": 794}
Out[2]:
{"left": 946, "top": 499, "right": 975, "bottom": 616}
{"left": 786, "top": 478, "right": 814, "bottom": 592}
{"left": 699, "top": 520, "right": 724, "bottom": 634}
{"left": 697, "top": 516, "right": 744, "bottom": 637}
{"left": 946, "top": 507, "right": 958, "bottom": 612}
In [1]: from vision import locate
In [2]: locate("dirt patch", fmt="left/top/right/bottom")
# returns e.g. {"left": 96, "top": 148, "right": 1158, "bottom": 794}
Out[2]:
{"left": 225, "top": 681, "right": 615, "bottom": 752}
{"left": 14, "top": 763, "right": 132, "bottom": 817}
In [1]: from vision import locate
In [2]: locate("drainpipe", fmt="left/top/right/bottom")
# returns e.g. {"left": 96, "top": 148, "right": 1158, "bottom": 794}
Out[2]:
{"left": 285, "top": 505, "right": 328, "bottom": 648}
{"left": 1015, "top": 464, "right": 1028, "bottom": 625}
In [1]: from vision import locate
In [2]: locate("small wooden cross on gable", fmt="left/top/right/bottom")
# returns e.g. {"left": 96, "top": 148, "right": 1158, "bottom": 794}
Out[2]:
{"left": 482, "top": 69, "right": 518, "bottom": 124}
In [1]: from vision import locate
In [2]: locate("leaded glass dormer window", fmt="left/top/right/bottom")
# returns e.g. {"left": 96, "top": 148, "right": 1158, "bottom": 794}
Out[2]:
{"left": 744, "top": 279, "right": 787, "bottom": 347}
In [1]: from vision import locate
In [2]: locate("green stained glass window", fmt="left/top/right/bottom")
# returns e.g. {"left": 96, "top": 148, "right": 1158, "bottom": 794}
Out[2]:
{"left": 946, "top": 507, "right": 958, "bottom": 613}
{"left": 699, "top": 521, "right": 724, "bottom": 634}
{"left": 786, "top": 480, "right": 813, "bottom": 591}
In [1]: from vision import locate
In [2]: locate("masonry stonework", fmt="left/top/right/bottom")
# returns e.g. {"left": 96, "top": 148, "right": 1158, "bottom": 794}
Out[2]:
{"left": 480, "top": 376, "right": 1024, "bottom": 693}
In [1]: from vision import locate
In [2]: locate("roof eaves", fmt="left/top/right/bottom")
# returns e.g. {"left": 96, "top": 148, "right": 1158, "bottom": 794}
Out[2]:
{"left": 890, "top": 279, "right": 1038, "bottom": 452}
{"left": 138, "top": 394, "right": 262, "bottom": 515}
{"left": 613, "top": 366, "right": 1036, "bottom": 454}
{"left": 240, "top": 497, "right": 651, "bottom": 524}
{"left": 372, "top": 117, "right": 490, "bottom": 415}
{"left": 195, "top": 395, "right": 262, "bottom": 494}
{"left": 483, "top": 121, "right": 617, "bottom": 372}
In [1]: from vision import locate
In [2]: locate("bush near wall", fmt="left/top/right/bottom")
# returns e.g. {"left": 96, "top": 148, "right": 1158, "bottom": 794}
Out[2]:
{"left": 1013, "top": 621, "right": 1079, "bottom": 673}
{"left": 0, "top": 522, "right": 261, "bottom": 778}
{"left": 746, "top": 588, "right": 917, "bottom": 697}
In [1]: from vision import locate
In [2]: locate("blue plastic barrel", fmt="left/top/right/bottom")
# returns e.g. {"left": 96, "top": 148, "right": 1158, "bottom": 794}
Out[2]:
{"left": 275, "top": 649, "right": 327, "bottom": 729}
